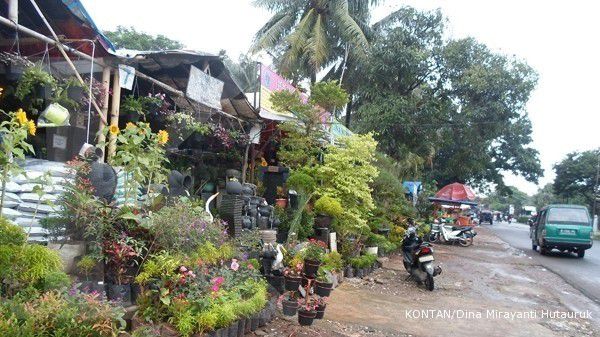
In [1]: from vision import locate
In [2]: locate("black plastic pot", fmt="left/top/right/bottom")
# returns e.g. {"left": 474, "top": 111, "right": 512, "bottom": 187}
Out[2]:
{"left": 298, "top": 308, "right": 317, "bottom": 326}
{"left": 282, "top": 299, "right": 299, "bottom": 316}
{"left": 261, "top": 257, "right": 274, "bottom": 275}
{"left": 303, "top": 259, "right": 321, "bottom": 278}
{"left": 228, "top": 322, "right": 238, "bottom": 337}
{"left": 237, "top": 319, "right": 245, "bottom": 337}
{"left": 285, "top": 275, "right": 302, "bottom": 291}
{"left": 314, "top": 227, "right": 330, "bottom": 244}
{"left": 344, "top": 265, "right": 354, "bottom": 278}
{"left": 315, "top": 304, "right": 327, "bottom": 319}
{"left": 315, "top": 281, "right": 333, "bottom": 297}
{"left": 244, "top": 318, "right": 252, "bottom": 334}
{"left": 315, "top": 215, "right": 333, "bottom": 228}
{"left": 302, "top": 276, "right": 314, "bottom": 288}
{"left": 35, "top": 84, "right": 53, "bottom": 100}
{"left": 106, "top": 284, "right": 131, "bottom": 303}
{"left": 276, "top": 230, "right": 289, "bottom": 243}
{"left": 67, "top": 86, "right": 85, "bottom": 101}
{"left": 250, "top": 314, "right": 259, "bottom": 330}
{"left": 268, "top": 275, "right": 285, "bottom": 293}
{"left": 355, "top": 268, "right": 364, "bottom": 278}
{"left": 79, "top": 281, "right": 104, "bottom": 295}
{"left": 216, "top": 327, "right": 228, "bottom": 337}
{"left": 130, "top": 283, "right": 141, "bottom": 304}
{"left": 258, "top": 308, "right": 267, "bottom": 327}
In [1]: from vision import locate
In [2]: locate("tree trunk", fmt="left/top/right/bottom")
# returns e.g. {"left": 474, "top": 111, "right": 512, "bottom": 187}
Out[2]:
{"left": 310, "top": 71, "right": 317, "bottom": 85}
{"left": 345, "top": 95, "right": 354, "bottom": 128}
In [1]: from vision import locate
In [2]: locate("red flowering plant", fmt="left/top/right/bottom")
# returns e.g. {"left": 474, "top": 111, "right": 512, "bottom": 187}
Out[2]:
{"left": 103, "top": 234, "right": 146, "bottom": 285}
{"left": 283, "top": 255, "right": 304, "bottom": 278}
{"left": 301, "top": 239, "right": 327, "bottom": 263}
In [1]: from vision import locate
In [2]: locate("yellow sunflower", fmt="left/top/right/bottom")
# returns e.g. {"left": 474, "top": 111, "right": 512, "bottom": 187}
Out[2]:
{"left": 15, "top": 108, "right": 28, "bottom": 125}
{"left": 157, "top": 130, "right": 169, "bottom": 145}
{"left": 109, "top": 125, "right": 120, "bottom": 135}
{"left": 27, "top": 120, "right": 36, "bottom": 136}
{"left": 126, "top": 122, "right": 136, "bottom": 130}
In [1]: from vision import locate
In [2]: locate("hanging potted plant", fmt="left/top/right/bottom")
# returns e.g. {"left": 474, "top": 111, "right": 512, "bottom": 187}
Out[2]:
{"left": 280, "top": 293, "right": 300, "bottom": 316}
{"left": 121, "top": 95, "right": 145, "bottom": 122}
{"left": 315, "top": 269, "right": 333, "bottom": 297}
{"left": 297, "top": 299, "right": 318, "bottom": 326}
{"left": 302, "top": 239, "right": 326, "bottom": 278}
{"left": 15, "top": 65, "right": 57, "bottom": 112}
{"left": 103, "top": 235, "right": 145, "bottom": 303}
{"left": 313, "top": 196, "right": 343, "bottom": 228}
{"left": 283, "top": 255, "right": 303, "bottom": 291}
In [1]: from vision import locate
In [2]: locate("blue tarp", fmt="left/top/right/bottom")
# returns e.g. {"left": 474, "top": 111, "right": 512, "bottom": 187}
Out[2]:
{"left": 60, "top": 0, "right": 116, "bottom": 51}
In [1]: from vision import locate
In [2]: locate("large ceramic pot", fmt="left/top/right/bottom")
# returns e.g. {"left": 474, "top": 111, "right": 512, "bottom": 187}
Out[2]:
{"left": 275, "top": 198, "right": 288, "bottom": 208}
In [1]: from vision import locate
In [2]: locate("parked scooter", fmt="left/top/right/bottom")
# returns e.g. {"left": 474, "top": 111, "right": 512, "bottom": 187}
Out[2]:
{"left": 402, "top": 226, "right": 442, "bottom": 291}
{"left": 429, "top": 219, "right": 476, "bottom": 247}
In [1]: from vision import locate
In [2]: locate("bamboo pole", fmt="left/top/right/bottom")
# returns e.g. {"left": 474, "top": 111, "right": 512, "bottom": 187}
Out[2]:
{"left": 107, "top": 70, "right": 121, "bottom": 160}
{"left": 96, "top": 65, "right": 111, "bottom": 160}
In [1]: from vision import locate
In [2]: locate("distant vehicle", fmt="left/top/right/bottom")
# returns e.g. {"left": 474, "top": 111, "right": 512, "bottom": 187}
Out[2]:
{"left": 480, "top": 210, "right": 493, "bottom": 225}
{"left": 530, "top": 205, "right": 593, "bottom": 258}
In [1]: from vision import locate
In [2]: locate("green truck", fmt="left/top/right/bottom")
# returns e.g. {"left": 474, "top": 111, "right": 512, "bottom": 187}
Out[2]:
{"left": 530, "top": 204, "right": 593, "bottom": 258}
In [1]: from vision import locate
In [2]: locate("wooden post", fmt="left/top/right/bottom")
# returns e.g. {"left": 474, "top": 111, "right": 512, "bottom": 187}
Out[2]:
{"left": 107, "top": 70, "right": 121, "bottom": 161}
{"left": 96, "top": 66, "right": 111, "bottom": 160}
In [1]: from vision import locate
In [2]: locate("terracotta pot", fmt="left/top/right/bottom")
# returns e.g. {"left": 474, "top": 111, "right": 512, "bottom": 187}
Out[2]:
{"left": 275, "top": 198, "right": 288, "bottom": 208}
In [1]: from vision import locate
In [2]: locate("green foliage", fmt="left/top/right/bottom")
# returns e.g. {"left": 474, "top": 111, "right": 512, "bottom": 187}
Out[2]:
{"left": 104, "top": 25, "right": 184, "bottom": 50}
{"left": 310, "top": 80, "right": 349, "bottom": 113}
{"left": 379, "top": 240, "right": 398, "bottom": 254}
{"left": 0, "top": 243, "right": 64, "bottom": 295}
{"left": 301, "top": 239, "right": 327, "bottom": 262}
{"left": 365, "top": 233, "right": 386, "bottom": 247}
{"left": 531, "top": 184, "right": 561, "bottom": 211}
{"left": 286, "top": 171, "right": 316, "bottom": 194}
{"left": 0, "top": 291, "right": 126, "bottom": 336}
{"left": 194, "top": 242, "right": 235, "bottom": 266}
{"left": 389, "top": 226, "right": 406, "bottom": 245}
{"left": 77, "top": 255, "right": 97, "bottom": 281}
{"left": 317, "top": 134, "right": 379, "bottom": 233}
{"left": 40, "top": 271, "right": 71, "bottom": 292}
{"left": 14, "top": 65, "right": 57, "bottom": 101}
{"left": 0, "top": 217, "right": 26, "bottom": 245}
{"left": 355, "top": 7, "right": 541, "bottom": 187}
{"left": 135, "top": 251, "right": 183, "bottom": 286}
{"left": 314, "top": 196, "right": 343, "bottom": 218}
{"left": 350, "top": 254, "right": 378, "bottom": 268}
{"left": 553, "top": 149, "right": 600, "bottom": 216}
{"left": 483, "top": 186, "right": 530, "bottom": 214}
{"left": 321, "top": 251, "right": 343, "bottom": 273}
{"left": 252, "top": 0, "right": 379, "bottom": 81}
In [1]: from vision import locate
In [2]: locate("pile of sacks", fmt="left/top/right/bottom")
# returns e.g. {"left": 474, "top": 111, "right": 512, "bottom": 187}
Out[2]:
{"left": 1, "top": 159, "right": 72, "bottom": 242}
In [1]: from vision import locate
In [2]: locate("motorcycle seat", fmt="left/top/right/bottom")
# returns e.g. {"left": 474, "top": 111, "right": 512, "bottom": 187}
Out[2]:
{"left": 453, "top": 226, "right": 472, "bottom": 231}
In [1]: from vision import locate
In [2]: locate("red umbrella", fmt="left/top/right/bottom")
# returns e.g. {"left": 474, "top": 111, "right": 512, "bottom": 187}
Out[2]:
{"left": 434, "top": 183, "right": 476, "bottom": 201}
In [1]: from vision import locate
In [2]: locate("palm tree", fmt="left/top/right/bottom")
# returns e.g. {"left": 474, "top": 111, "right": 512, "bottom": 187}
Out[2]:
{"left": 251, "top": 0, "right": 382, "bottom": 82}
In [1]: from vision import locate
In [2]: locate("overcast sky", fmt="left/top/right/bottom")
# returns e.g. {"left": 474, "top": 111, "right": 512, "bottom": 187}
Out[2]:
{"left": 80, "top": 0, "right": 600, "bottom": 195}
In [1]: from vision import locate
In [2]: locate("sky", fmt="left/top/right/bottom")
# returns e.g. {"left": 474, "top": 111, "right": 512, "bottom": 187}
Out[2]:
{"left": 80, "top": 0, "right": 600, "bottom": 195}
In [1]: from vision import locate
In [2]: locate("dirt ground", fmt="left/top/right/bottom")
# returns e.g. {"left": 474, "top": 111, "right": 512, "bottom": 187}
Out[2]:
{"left": 256, "top": 227, "right": 600, "bottom": 337}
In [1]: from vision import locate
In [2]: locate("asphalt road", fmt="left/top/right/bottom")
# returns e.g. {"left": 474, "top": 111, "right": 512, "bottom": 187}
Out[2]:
{"left": 489, "top": 221, "right": 600, "bottom": 304}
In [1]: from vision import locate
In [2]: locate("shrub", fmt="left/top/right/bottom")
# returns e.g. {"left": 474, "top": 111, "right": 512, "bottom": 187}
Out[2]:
{"left": 0, "top": 290, "right": 125, "bottom": 336}
{"left": 350, "top": 254, "right": 378, "bottom": 269}
{"left": 365, "top": 233, "right": 387, "bottom": 247}
{"left": 40, "top": 271, "right": 71, "bottom": 291}
{"left": 314, "top": 196, "right": 343, "bottom": 218}
{"left": 77, "top": 255, "right": 97, "bottom": 281}
{"left": 379, "top": 240, "right": 398, "bottom": 254}
{"left": 286, "top": 172, "right": 316, "bottom": 193}
{"left": 517, "top": 216, "right": 529, "bottom": 224}
{"left": 301, "top": 239, "right": 327, "bottom": 262}
{"left": 389, "top": 226, "right": 406, "bottom": 245}
{"left": 0, "top": 217, "right": 26, "bottom": 245}
{"left": 321, "top": 251, "right": 343, "bottom": 273}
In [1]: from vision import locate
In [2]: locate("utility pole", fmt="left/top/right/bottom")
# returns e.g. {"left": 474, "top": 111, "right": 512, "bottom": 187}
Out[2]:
{"left": 593, "top": 150, "right": 600, "bottom": 232}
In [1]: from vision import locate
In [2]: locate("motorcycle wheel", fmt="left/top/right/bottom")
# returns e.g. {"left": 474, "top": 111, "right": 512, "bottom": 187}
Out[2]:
{"left": 429, "top": 233, "right": 438, "bottom": 242}
{"left": 403, "top": 260, "right": 411, "bottom": 272}
{"left": 459, "top": 234, "right": 473, "bottom": 247}
{"left": 425, "top": 274, "right": 434, "bottom": 291}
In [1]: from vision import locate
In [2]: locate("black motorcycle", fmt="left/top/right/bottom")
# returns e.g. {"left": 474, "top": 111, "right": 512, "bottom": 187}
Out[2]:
{"left": 402, "top": 227, "right": 442, "bottom": 291}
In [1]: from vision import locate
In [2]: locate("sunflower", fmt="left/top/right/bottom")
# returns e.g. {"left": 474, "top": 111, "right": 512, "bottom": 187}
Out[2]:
{"left": 109, "top": 125, "right": 120, "bottom": 135}
{"left": 15, "top": 108, "right": 28, "bottom": 125}
{"left": 27, "top": 120, "right": 36, "bottom": 136}
{"left": 157, "top": 130, "right": 169, "bottom": 145}
{"left": 126, "top": 122, "right": 136, "bottom": 130}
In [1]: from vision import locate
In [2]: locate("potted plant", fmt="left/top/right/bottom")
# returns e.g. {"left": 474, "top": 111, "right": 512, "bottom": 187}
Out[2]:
{"left": 313, "top": 196, "right": 343, "bottom": 228}
{"left": 283, "top": 256, "right": 303, "bottom": 291}
{"left": 281, "top": 293, "right": 299, "bottom": 316}
{"left": 297, "top": 298, "right": 318, "bottom": 326}
{"left": 76, "top": 255, "right": 102, "bottom": 294}
{"left": 302, "top": 239, "right": 326, "bottom": 278}
{"left": 15, "top": 65, "right": 57, "bottom": 103}
{"left": 365, "top": 233, "right": 387, "bottom": 256}
{"left": 315, "top": 269, "right": 333, "bottom": 297}
{"left": 103, "top": 235, "right": 145, "bottom": 303}
{"left": 275, "top": 186, "right": 288, "bottom": 208}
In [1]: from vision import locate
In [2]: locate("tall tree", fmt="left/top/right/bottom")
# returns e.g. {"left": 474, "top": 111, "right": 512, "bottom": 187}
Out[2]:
{"left": 354, "top": 7, "right": 542, "bottom": 187}
{"left": 531, "top": 184, "right": 561, "bottom": 210}
{"left": 104, "top": 26, "right": 184, "bottom": 51}
{"left": 553, "top": 149, "right": 600, "bottom": 216}
{"left": 251, "top": 0, "right": 381, "bottom": 82}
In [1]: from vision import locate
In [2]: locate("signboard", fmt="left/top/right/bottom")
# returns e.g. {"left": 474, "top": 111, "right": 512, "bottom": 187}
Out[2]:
{"left": 259, "top": 64, "right": 297, "bottom": 121}
{"left": 118, "top": 64, "right": 136, "bottom": 90}
{"left": 186, "top": 65, "right": 224, "bottom": 110}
